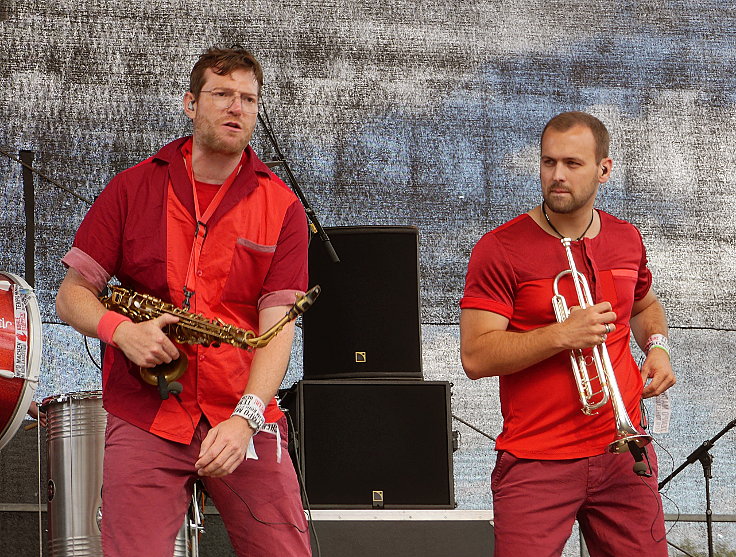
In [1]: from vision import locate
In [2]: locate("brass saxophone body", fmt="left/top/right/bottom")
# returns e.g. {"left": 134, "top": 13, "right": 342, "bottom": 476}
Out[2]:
{"left": 99, "top": 285, "right": 321, "bottom": 398}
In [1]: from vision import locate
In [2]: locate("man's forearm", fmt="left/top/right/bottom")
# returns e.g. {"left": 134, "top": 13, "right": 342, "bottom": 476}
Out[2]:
{"left": 239, "top": 306, "right": 296, "bottom": 407}
{"left": 630, "top": 292, "right": 675, "bottom": 397}
{"left": 460, "top": 302, "right": 616, "bottom": 379}
{"left": 461, "top": 324, "right": 567, "bottom": 378}
{"left": 630, "top": 297, "right": 669, "bottom": 351}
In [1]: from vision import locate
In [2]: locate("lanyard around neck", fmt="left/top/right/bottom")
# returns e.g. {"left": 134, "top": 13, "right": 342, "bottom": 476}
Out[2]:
{"left": 181, "top": 139, "right": 244, "bottom": 310}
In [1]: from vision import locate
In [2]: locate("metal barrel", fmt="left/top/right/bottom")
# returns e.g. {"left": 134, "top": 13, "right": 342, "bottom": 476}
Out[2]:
{"left": 46, "top": 391, "right": 106, "bottom": 556}
{"left": 45, "top": 391, "right": 193, "bottom": 556}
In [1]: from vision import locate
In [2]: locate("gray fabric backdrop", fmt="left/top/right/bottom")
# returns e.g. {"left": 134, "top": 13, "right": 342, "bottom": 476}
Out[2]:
{"left": 1, "top": 1, "right": 734, "bottom": 553}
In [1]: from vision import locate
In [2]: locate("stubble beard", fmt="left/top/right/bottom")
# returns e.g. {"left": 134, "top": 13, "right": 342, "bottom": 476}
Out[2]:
{"left": 194, "top": 119, "right": 250, "bottom": 156}
{"left": 543, "top": 179, "right": 598, "bottom": 215}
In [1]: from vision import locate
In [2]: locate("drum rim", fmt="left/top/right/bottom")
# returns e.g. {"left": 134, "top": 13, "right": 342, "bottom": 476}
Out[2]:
{"left": 0, "top": 272, "right": 42, "bottom": 451}
{"left": 0, "top": 272, "right": 42, "bottom": 382}
{"left": 42, "top": 390, "right": 103, "bottom": 406}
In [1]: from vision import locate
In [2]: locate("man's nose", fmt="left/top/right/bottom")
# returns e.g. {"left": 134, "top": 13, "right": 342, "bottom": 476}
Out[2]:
{"left": 227, "top": 96, "right": 243, "bottom": 115}
{"left": 552, "top": 162, "right": 566, "bottom": 182}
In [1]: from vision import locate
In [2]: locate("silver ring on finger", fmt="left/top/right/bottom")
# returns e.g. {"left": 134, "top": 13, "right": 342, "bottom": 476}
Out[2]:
{"left": 603, "top": 323, "right": 611, "bottom": 334}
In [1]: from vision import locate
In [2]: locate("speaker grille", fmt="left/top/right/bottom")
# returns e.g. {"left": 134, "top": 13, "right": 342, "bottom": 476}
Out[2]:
{"left": 285, "top": 380, "right": 455, "bottom": 509}
{"left": 303, "top": 226, "right": 422, "bottom": 380}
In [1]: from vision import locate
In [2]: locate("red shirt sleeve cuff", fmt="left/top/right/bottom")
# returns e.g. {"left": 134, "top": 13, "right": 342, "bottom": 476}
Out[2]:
{"left": 257, "top": 289, "right": 304, "bottom": 311}
{"left": 61, "top": 247, "right": 110, "bottom": 292}
{"left": 459, "top": 296, "right": 513, "bottom": 319}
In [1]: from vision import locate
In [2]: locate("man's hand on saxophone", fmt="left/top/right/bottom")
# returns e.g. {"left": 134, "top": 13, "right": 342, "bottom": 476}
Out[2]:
{"left": 57, "top": 268, "right": 181, "bottom": 371}
{"left": 113, "top": 314, "right": 181, "bottom": 369}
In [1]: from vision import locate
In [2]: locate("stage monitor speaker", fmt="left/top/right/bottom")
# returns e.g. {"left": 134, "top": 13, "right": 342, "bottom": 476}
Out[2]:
{"left": 303, "top": 226, "right": 422, "bottom": 380}
{"left": 282, "top": 380, "right": 455, "bottom": 509}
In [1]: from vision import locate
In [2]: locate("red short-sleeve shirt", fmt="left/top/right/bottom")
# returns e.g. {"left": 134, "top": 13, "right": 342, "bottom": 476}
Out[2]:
{"left": 62, "top": 137, "right": 308, "bottom": 443}
{"left": 461, "top": 212, "right": 652, "bottom": 459}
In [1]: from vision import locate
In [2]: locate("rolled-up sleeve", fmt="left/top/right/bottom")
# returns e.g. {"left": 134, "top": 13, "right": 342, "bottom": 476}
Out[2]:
{"left": 257, "top": 200, "right": 309, "bottom": 311}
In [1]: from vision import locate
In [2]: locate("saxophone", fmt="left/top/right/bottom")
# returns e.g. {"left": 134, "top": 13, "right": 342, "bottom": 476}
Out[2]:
{"left": 99, "top": 285, "right": 321, "bottom": 398}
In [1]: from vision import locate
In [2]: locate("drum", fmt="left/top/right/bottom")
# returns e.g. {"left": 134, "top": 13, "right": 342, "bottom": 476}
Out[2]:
{"left": 0, "top": 271, "right": 41, "bottom": 451}
{"left": 45, "top": 391, "right": 198, "bottom": 556}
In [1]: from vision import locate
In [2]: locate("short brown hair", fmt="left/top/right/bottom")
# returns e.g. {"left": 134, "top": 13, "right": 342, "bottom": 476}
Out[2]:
{"left": 541, "top": 111, "right": 610, "bottom": 161}
{"left": 189, "top": 47, "right": 263, "bottom": 98}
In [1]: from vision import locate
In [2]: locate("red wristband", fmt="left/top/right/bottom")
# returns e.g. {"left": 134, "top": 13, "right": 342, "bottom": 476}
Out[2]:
{"left": 97, "top": 311, "right": 132, "bottom": 348}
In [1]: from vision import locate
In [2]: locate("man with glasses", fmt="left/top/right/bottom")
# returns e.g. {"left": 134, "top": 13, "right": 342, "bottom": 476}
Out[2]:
{"left": 56, "top": 47, "right": 311, "bottom": 556}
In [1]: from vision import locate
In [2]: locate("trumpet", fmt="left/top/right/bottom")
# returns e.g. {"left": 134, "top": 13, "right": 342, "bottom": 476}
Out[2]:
{"left": 551, "top": 238, "right": 651, "bottom": 458}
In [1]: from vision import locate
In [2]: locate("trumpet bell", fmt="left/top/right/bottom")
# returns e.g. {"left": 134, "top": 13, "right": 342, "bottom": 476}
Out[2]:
{"left": 609, "top": 432, "right": 652, "bottom": 454}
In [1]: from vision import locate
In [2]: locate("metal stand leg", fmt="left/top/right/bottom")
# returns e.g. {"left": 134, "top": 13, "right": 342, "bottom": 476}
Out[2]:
{"left": 579, "top": 526, "right": 590, "bottom": 557}
{"left": 187, "top": 482, "right": 205, "bottom": 557}
{"left": 700, "top": 452, "right": 714, "bottom": 557}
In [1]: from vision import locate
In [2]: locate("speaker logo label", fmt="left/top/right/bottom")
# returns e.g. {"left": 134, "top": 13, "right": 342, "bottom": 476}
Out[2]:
{"left": 372, "top": 490, "right": 384, "bottom": 509}
{"left": 355, "top": 352, "right": 366, "bottom": 363}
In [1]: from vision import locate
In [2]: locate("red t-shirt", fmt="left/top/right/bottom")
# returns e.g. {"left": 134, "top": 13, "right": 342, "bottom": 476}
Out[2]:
{"left": 195, "top": 179, "right": 221, "bottom": 215}
{"left": 461, "top": 212, "right": 652, "bottom": 459}
{"left": 62, "top": 137, "right": 308, "bottom": 444}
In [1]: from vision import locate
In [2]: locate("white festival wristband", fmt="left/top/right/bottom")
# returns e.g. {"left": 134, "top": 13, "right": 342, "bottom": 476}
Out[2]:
{"left": 644, "top": 334, "right": 670, "bottom": 358}
{"left": 232, "top": 393, "right": 266, "bottom": 432}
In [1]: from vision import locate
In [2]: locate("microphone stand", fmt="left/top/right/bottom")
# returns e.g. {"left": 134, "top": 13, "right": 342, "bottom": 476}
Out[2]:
{"left": 657, "top": 418, "right": 736, "bottom": 557}
{"left": 257, "top": 107, "right": 339, "bottom": 264}
{"left": 0, "top": 146, "right": 93, "bottom": 205}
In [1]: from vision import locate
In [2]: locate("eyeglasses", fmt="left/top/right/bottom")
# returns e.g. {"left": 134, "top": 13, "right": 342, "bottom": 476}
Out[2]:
{"left": 199, "top": 89, "right": 259, "bottom": 113}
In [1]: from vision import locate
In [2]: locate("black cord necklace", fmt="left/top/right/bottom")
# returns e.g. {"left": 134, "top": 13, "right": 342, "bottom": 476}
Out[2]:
{"left": 542, "top": 201, "right": 595, "bottom": 241}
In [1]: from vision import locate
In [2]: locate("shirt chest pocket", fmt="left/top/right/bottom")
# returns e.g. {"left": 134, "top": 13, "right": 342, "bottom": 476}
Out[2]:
{"left": 121, "top": 231, "right": 166, "bottom": 289}
{"left": 221, "top": 238, "right": 276, "bottom": 305}
{"left": 608, "top": 268, "right": 638, "bottom": 315}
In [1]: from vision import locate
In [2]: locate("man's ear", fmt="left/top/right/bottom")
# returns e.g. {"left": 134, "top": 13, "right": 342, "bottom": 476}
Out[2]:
{"left": 183, "top": 92, "right": 196, "bottom": 119}
{"left": 599, "top": 158, "right": 613, "bottom": 182}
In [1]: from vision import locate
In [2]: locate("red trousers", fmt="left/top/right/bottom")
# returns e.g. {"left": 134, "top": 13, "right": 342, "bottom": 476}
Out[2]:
{"left": 101, "top": 414, "right": 311, "bottom": 557}
{"left": 491, "top": 449, "right": 668, "bottom": 557}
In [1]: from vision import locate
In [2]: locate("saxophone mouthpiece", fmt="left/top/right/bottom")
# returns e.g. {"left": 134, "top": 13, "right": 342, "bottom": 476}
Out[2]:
{"left": 285, "top": 285, "right": 321, "bottom": 321}
{"left": 303, "top": 285, "right": 321, "bottom": 307}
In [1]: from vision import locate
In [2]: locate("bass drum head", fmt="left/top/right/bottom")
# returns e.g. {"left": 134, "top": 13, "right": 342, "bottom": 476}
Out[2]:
{"left": 0, "top": 272, "right": 41, "bottom": 451}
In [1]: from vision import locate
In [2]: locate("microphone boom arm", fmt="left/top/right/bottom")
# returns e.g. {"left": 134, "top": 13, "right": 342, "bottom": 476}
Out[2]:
{"left": 257, "top": 109, "right": 339, "bottom": 263}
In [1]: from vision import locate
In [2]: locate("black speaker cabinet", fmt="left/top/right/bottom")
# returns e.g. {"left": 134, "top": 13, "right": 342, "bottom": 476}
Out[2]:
{"left": 282, "top": 380, "right": 455, "bottom": 509}
{"left": 303, "top": 226, "right": 422, "bottom": 380}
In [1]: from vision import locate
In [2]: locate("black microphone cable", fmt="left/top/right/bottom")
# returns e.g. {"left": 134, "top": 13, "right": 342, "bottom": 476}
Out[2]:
{"left": 451, "top": 413, "right": 496, "bottom": 442}
{"left": 40, "top": 320, "right": 103, "bottom": 372}
{"left": 284, "top": 406, "right": 322, "bottom": 557}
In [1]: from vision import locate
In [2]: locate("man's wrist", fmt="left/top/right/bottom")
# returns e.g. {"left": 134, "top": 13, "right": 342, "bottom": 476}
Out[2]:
{"left": 231, "top": 393, "right": 266, "bottom": 432}
{"left": 97, "top": 310, "right": 132, "bottom": 348}
{"left": 231, "top": 414, "right": 258, "bottom": 434}
{"left": 645, "top": 334, "right": 670, "bottom": 358}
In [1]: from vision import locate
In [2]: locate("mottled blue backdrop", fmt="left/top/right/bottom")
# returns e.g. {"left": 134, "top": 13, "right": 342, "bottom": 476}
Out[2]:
{"left": 1, "top": 1, "right": 735, "bottom": 553}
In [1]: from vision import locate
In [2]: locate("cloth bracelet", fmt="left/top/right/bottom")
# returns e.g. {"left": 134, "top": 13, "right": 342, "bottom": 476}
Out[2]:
{"left": 238, "top": 393, "right": 266, "bottom": 413}
{"left": 645, "top": 334, "right": 670, "bottom": 358}
{"left": 97, "top": 310, "right": 132, "bottom": 348}
{"left": 232, "top": 394, "right": 266, "bottom": 432}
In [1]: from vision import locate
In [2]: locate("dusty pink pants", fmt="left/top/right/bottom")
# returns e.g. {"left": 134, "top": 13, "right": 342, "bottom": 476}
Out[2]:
{"left": 491, "top": 449, "right": 668, "bottom": 557}
{"left": 101, "top": 414, "right": 311, "bottom": 557}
